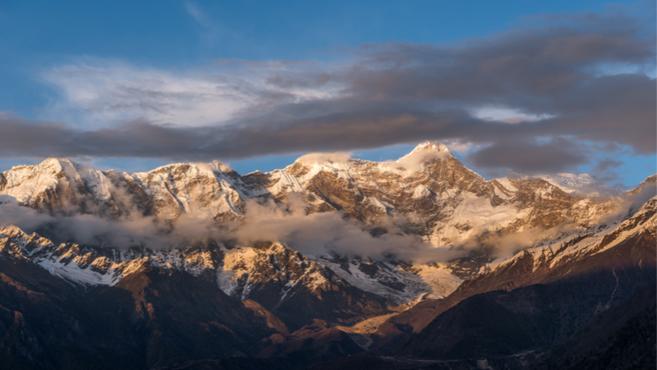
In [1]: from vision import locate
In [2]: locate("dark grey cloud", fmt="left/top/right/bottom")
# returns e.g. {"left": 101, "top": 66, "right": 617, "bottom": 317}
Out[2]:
{"left": 594, "top": 158, "right": 623, "bottom": 173}
{"left": 1, "top": 9, "right": 654, "bottom": 175}
{"left": 0, "top": 109, "right": 524, "bottom": 160}
{"left": 340, "top": 22, "right": 652, "bottom": 104}
{"left": 468, "top": 138, "right": 589, "bottom": 173}
{"left": 589, "top": 157, "right": 624, "bottom": 185}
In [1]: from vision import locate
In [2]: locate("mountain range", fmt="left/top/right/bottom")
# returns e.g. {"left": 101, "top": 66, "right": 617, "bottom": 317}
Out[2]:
{"left": 0, "top": 142, "right": 654, "bottom": 369}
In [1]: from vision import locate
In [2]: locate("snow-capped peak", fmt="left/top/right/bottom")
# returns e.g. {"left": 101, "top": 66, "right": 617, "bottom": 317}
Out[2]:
{"left": 39, "top": 157, "right": 76, "bottom": 173}
{"left": 6, "top": 157, "right": 83, "bottom": 180}
{"left": 1, "top": 158, "right": 86, "bottom": 203}
{"left": 400, "top": 141, "right": 451, "bottom": 160}
{"left": 395, "top": 141, "right": 452, "bottom": 170}
{"left": 412, "top": 141, "right": 451, "bottom": 154}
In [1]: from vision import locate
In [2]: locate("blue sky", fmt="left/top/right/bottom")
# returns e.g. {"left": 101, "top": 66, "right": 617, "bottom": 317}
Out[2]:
{"left": 1, "top": 0, "right": 624, "bottom": 117}
{"left": 0, "top": 0, "right": 654, "bottom": 187}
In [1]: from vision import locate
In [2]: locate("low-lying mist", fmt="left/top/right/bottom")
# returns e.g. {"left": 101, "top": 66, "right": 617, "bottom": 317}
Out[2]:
{"left": 234, "top": 197, "right": 461, "bottom": 262}
{"left": 0, "top": 194, "right": 461, "bottom": 263}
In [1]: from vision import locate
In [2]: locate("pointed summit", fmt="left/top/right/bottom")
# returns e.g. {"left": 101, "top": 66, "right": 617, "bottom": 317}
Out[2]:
{"left": 396, "top": 141, "right": 452, "bottom": 169}
{"left": 411, "top": 141, "right": 451, "bottom": 154}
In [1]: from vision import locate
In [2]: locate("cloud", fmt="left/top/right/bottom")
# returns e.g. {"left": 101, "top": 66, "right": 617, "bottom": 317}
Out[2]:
{"left": 591, "top": 158, "right": 624, "bottom": 184}
{"left": 1, "top": 8, "right": 652, "bottom": 176}
{"left": 468, "top": 137, "right": 590, "bottom": 173}
{"left": 234, "top": 197, "right": 460, "bottom": 262}
{"left": 0, "top": 192, "right": 460, "bottom": 262}
{"left": 41, "top": 59, "right": 337, "bottom": 128}
{"left": 469, "top": 106, "right": 555, "bottom": 124}
{"left": 0, "top": 195, "right": 168, "bottom": 248}
{"left": 42, "top": 62, "right": 261, "bottom": 127}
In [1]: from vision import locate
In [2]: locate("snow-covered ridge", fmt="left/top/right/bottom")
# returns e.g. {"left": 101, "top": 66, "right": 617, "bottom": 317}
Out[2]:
{"left": 0, "top": 224, "right": 461, "bottom": 307}
{"left": 0, "top": 142, "right": 645, "bottom": 255}
{"left": 0, "top": 225, "right": 217, "bottom": 286}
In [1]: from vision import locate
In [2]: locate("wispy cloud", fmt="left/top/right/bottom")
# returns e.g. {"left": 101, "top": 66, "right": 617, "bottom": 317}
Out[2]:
{"left": 42, "top": 59, "right": 338, "bottom": 127}
{"left": 184, "top": 1, "right": 211, "bottom": 30}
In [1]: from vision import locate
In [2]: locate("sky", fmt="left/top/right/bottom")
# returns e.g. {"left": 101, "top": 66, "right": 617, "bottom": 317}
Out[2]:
{"left": 0, "top": 0, "right": 654, "bottom": 187}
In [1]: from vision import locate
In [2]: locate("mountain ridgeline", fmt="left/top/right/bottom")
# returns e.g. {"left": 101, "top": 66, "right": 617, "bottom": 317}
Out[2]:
{"left": 0, "top": 142, "right": 655, "bottom": 369}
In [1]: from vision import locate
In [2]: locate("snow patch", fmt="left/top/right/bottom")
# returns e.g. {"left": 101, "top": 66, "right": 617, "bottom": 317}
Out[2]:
{"left": 540, "top": 173, "right": 597, "bottom": 194}
{"left": 37, "top": 259, "right": 118, "bottom": 285}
